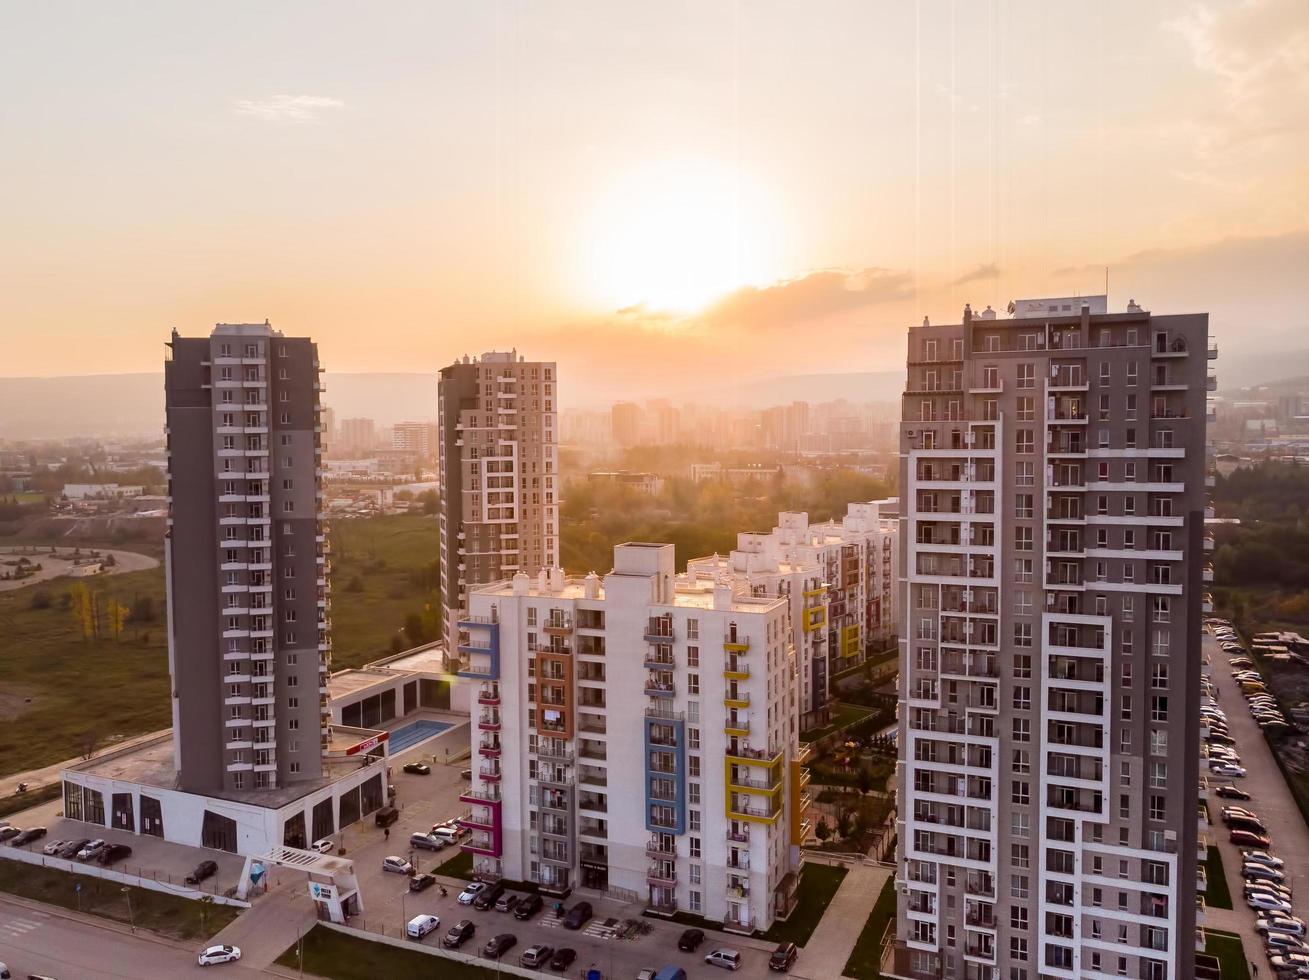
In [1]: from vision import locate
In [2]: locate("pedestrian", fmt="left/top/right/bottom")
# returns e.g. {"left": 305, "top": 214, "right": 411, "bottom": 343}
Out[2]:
{"left": 384, "top": 827, "right": 390, "bottom": 842}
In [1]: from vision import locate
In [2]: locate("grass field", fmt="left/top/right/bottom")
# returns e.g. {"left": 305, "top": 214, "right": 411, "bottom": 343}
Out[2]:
{"left": 0, "top": 563, "right": 171, "bottom": 777}
{"left": 434, "top": 848, "right": 475, "bottom": 880}
{"left": 1203, "top": 929, "right": 1250, "bottom": 980}
{"left": 329, "top": 515, "right": 441, "bottom": 668}
{"left": 276, "top": 923, "right": 499, "bottom": 979}
{"left": 800, "top": 702, "right": 875, "bottom": 744}
{"left": 1204, "top": 845, "right": 1233, "bottom": 910}
{"left": 759, "top": 862, "right": 848, "bottom": 946}
{"left": 843, "top": 877, "right": 896, "bottom": 980}
{"left": 0, "top": 858, "right": 240, "bottom": 940}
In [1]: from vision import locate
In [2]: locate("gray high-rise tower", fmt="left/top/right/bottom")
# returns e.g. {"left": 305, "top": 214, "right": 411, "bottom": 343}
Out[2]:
{"left": 164, "top": 322, "right": 331, "bottom": 795}
{"left": 437, "top": 351, "right": 558, "bottom": 664}
{"left": 886, "top": 298, "right": 1212, "bottom": 980}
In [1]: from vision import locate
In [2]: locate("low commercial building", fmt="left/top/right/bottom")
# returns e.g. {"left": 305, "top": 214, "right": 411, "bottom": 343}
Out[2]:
{"left": 456, "top": 543, "right": 810, "bottom": 933}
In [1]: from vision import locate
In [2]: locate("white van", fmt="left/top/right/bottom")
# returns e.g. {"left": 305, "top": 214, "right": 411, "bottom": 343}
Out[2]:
{"left": 406, "top": 914, "right": 440, "bottom": 940}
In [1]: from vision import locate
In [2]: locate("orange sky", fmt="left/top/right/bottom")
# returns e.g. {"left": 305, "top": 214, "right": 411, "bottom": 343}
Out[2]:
{"left": 1, "top": 1, "right": 1307, "bottom": 400}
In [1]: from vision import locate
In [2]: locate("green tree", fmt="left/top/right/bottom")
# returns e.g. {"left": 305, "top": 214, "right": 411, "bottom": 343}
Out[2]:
{"left": 815, "top": 819, "right": 831, "bottom": 842}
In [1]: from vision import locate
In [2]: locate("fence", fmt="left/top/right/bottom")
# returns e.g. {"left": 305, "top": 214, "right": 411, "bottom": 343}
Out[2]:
{"left": 2, "top": 847, "right": 249, "bottom": 907}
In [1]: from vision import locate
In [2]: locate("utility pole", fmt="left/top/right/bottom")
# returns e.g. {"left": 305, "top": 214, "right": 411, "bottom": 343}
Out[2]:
{"left": 121, "top": 886, "right": 135, "bottom": 932}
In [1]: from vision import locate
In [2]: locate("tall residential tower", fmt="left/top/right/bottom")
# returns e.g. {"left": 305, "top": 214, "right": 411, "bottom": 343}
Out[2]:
{"left": 438, "top": 351, "right": 558, "bottom": 662}
{"left": 888, "top": 298, "right": 1211, "bottom": 980}
{"left": 164, "top": 322, "right": 331, "bottom": 795}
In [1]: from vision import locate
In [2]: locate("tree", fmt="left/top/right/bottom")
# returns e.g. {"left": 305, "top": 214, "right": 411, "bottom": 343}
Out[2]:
{"left": 80, "top": 729, "right": 100, "bottom": 760}
{"left": 403, "top": 612, "right": 429, "bottom": 646}
{"left": 30, "top": 590, "right": 52, "bottom": 610}
{"left": 129, "top": 596, "right": 156, "bottom": 624}
{"left": 838, "top": 811, "right": 854, "bottom": 840}
{"left": 815, "top": 819, "right": 831, "bottom": 842}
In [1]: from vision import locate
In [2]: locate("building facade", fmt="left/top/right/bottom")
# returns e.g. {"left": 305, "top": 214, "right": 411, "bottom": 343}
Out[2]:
{"left": 888, "top": 299, "right": 1210, "bottom": 980}
{"left": 437, "top": 351, "right": 558, "bottom": 660}
{"left": 392, "top": 420, "right": 438, "bottom": 456}
{"left": 686, "top": 500, "right": 899, "bottom": 729}
{"left": 164, "top": 322, "right": 332, "bottom": 796}
{"left": 455, "top": 543, "right": 809, "bottom": 932}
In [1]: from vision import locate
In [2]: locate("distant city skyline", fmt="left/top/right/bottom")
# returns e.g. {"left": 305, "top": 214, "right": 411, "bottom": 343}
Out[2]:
{"left": 1, "top": 1, "right": 1307, "bottom": 394}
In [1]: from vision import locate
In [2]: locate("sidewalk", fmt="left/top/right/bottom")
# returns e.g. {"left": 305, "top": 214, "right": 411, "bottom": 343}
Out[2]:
{"left": 791, "top": 860, "right": 890, "bottom": 979}
{"left": 208, "top": 877, "right": 317, "bottom": 970}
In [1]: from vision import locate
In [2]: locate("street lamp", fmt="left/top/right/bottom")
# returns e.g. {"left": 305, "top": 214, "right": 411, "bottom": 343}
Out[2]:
{"left": 120, "top": 886, "right": 135, "bottom": 933}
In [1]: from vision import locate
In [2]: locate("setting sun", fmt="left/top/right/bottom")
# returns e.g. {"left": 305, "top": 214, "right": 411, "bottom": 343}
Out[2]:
{"left": 580, "top": 158, "right": 782, "bottom": 314}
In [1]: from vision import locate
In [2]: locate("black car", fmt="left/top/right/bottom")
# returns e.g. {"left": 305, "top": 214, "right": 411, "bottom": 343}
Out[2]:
{"left": 409, "top": 873, "right": 437, "bottom": 893}
{"left": 443, "top": 919, "right": 475, "bottom": 949}
{"left": 9, "top": 827, "right": 46, "bottom": 847}
{"left": 186, "top": 859, "right": 218, "bottom": 885}
{"left": 514, "top": 893, "right": 544, "bottom": 920}
{"left": 473, "top": 881, "right": 507, "bottom": 911}
{"left": 769, "top": 942, "right": 799, "bottom": 972}
{"left": 59, "top": 838, "right": 91, "bottom": 859}
{"left": 549, "top": 947, "right": 577, "bottom": 972}
{"left": 403, "top": 762, "right": 432, "bottom": 775}
{"left": 1216, "top": 785, "right": 1252, "bottom": 800}
{"left": 98, "top": 843, "right": 132, "bottom": 865}
{"left": 460, "top": 768, "right": 473, "bottom": 780}
{"left": 482, "top": 933, "right": 517, "bottom": 959}
{"left": 678, "top": 928, "right": 705, "bottom": 951}
{"left": 562, "top": 901, "right": 593, "bottom": 930}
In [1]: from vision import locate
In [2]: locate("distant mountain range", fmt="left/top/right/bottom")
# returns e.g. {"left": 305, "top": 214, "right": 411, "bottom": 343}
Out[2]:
{"left": 1, "top": 352, "right": 1302, "bottom": 439}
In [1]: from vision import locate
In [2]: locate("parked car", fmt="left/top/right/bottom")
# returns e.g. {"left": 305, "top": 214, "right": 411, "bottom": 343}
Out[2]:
{"left": 769, "top": 942, "right": 799, "bottom": 972}
{"left": 1229, "top": 817, "right": 1269, "bottom": 836}
{"left": 482, "top": 933, "right": 517, "bottom": 959}
{"left": 310, "top": 838, "right": 333, "bottom": 854}
{"left": 374, "top": 806, "right": 400, "bottom": 828}
{"left": 1248, "top": 892, "right": 1294, "bottom": 914}
{"left": 1258, "top": 916, "right": 1307, "bottom": 938}
{"left": 76, "top": 839, "right": 106, "bottom": 861}
{"left": 409, "top": 873, "right": 437, "bottom": 893}
{"left": 457, "top": 882, "right": 487, "bottom": 905}
{"left": 549, "top": 947, "right": 577, "bottom": 971}
{"left": 520, "top": 944, "right": 555, "bottom": 968}
{"left": 1246, "top": 852, "right": 1286, "bottom": 869}
{"left": 402, "top": 762, "right": 432, "bottom": 775}
{"left": 1268, "top": 951, "right": 1309, "bottom": 975}
{"left": 460, "top": 768, "right": 473, "bottom": 780}
{"left": 405, "top": 914, "right": 440, "bottom": 940}
{"left": 0, "top": 828, "right": 21, "bottom": 843}
{"left": 678, "top": 929, "right": 705, "bottom": 952}
{"left": 0, "top": 959, "right": 8, "bottom": 979}
{"left": 1215, "top": 785, "right": 1251, "bottom": 800}
{"left": 562, "top": 901, "right": 593, "bottom": 930}
{"left": 382, "top": 855, "right": 415, "bottom": 875}
{"left": 704, "top": 949, "right": 743, "bottom": 971}
{"left": 430, "top": 821, "right": 464, "bottom": 843}
{"left": 514, "top": 893, "right": 544, "bottom": 920}
{"left": 98, "top": 843, "right": 132, "bottom": 865}
{"left": 58, "top": 838, "right": 91, "bottom": 859}
{"left": 8, "top": 828, "right": 46, "bottom": 847}
{"left": 409, "top": 832, "right": 446, "bottom": 852}
{"left": 473, "top": 882, "right": 506, "bottom": 911}
{"left": 495, "top": 893, "right": 521, "bottom": 914}
{"left": 41, "top": 839, "right": 68, "bottom": 856}
{"left": 442, "top": 919, "right": 476, "bottom": 949}
{"left": 186, "top": 860, "right": 219, "bottom": 885}
{"left": 197, "top": 944, "right": 242, "bottom": 966}
{"left": 1213, "top": 764, "right": 1248, "bottom": 778}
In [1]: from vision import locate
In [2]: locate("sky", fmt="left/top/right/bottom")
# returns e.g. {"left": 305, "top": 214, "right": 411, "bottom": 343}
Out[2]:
{"left": 1, "top": 0, "right": 1307, "bottom": 402}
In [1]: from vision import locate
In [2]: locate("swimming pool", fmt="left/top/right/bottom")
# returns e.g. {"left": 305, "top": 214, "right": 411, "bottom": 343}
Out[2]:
{"left": 388, "top": 719, "right": 454, "bottom": 754}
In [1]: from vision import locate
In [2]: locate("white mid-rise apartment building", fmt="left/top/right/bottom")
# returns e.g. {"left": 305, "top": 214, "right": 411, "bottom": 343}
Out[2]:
{"left": 887, "top": 299, "right": 1210, "bottom": 980}
{"left": 687, "top": 501, "right": 899, "bottom": 729}
{"left": 455, "top": 543, "right": 811, "bottom": 932}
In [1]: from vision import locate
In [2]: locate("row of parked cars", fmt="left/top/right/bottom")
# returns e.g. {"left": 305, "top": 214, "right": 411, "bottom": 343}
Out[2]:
{"left": 1205, "top": 618, "right": 1307, "bottom": 978}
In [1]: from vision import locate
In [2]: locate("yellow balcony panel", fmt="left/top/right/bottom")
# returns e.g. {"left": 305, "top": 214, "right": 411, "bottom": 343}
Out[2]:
{"left": 727, "top": 746, "right": 784, "bottom": 768}
{"left": 724, "top": 696, "right": 750, "bottom": 710}
{"left": 723, "top": 667, "right": 750, "bottom": 681}
{"left": 724, "top": 723, "right": 750, "bottom": 738}
{"left": 724, "top": 639, "right": 751, "bottom": 653}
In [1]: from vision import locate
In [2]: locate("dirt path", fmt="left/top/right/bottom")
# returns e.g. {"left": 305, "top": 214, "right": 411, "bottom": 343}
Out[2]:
{"left": 0, "top": 546, "right": 158, "bottom": 592}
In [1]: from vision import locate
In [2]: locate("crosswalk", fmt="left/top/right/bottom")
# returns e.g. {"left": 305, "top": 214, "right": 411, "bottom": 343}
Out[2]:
{"left": 534, "top": 915, "right": 618, "bottom": 940}
{"left": 1, "top": 911, "right": 48, "bottom": 940}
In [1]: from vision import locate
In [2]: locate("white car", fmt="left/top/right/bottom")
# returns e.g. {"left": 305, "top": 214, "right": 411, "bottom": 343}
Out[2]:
{"left": 310, "top": 838, "right": 333, "bottom": 854}
{"left": 42, "top": 839, "right": 68, "bottom": 856}
{"left": 1249, "top": 892, "right": 1294, "bottom": 913}
{"left": 77, "top": 839, "right": 106, "bottom": 861}
{"left": 705, "top": 949, "right": 742, "bottom": 971}
{"left": 431, "top": 821, "right": 464, "bottom": 843}
{"left": 457, "top": 882, "right": 487, "bottom": 905}
{"left": 198, "top": 944, "right": 242, "bottom": 966}
{"left": 1212, "top": 764, "right": 1247, "bottom": 778}
{"left": 382, "top": 855, "right": 414, "bottom": 875}
{"left": 1247, "top": 852, "right": 1286, "bottom": 869}
{"left": 406, "top": 914, "right": 440, "bottom": 939}
{"left": 1259, "top": 917, "right": 1307, "bottom": 938}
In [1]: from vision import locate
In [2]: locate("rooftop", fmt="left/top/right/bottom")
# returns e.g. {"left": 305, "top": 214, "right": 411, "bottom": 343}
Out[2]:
{"left": 472, "top": 573, "right": 786, "bottom": 614}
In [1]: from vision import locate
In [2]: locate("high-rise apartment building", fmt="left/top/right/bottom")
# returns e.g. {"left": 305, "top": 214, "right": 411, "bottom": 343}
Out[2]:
{"left": 337, "top": 417, "right": 376, "bottom": 453}
{"left": 392, "top": 420, "right": 438, "bottom": 456}
{"left": 438, "top": 351, "right": 558, "bottom": 659}
{"left": 456, "top": 543, "right": 808, "bottom": 929}
{"left": 611, "top": 401, "right": 642, "bottom": 446}
{"left": 164, "top": 322, "right": 331, "bottom": 795}
{"left": 887, "top": 298, "right": 1211, "bottom": 980}
{"left": 686, "top": 501, "right": 899, "bottom": 729}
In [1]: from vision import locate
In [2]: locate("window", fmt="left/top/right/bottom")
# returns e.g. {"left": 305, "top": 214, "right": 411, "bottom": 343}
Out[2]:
{"left": 1015, "top": 494, "right": 1033, "bottom": 518}
{"left": 1014, "top": 527, "right": 1033, "bottom": 552}
{"left": 1016, "top": 429, "right": 1034, "bottom": 454}
{"left": 1017, "top": 364, "right": 1035, "bottom": 389}
{"left": 1012, "top": 718, "right": 1030, "bottom": 743}
{"left": 687, "top": 646, "right": 699, "bottom": 668}
{"left": 1149, "top": 795, "right": 1166, "bottom": 821}
{"left": 1013, "top": 686, "right": 1031, "bottom": 710}
{"left": 1012, "top": 748, "right": 1030, "bottom": 773}
{"left": 1013, "top": 591, "right": 1032, "bottom": 616}
{"left": 1014, "top": 622, "right": 1033, "bottom": 648}
{"left": 1016, "top": 396, "right": 1034, "bottom": 421}
{"left": 1015, "top": 461, "right": 1034, "bottom": 487}
{"left": 1151, "top": 663, "right": 1169, "bottom": 688}
{"left": 1098, "top": 394, "right": 1110, "bottom": 421}
{"left": 1014, "top": 558, "right": 1033, "bottom": 583}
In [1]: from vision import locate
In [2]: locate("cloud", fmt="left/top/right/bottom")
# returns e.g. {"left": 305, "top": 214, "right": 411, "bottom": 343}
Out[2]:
{"left": 700, "top": 267, "right": 912, "bottom": 330}
{"left": 234, "top": 94, "right": 345, "bottom": 122}
{"left": 950, "top": 263, "right": 1000, "bottom": 287}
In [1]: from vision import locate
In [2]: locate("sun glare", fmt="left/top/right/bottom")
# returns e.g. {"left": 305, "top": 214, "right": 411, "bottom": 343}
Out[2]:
{"left": 581, "top": 159, "right": 781, "bottom": 314}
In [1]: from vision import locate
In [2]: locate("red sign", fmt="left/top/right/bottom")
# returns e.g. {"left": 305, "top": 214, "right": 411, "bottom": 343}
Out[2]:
{"left": 345, "top": 731, "right": 390, "bottom": 756}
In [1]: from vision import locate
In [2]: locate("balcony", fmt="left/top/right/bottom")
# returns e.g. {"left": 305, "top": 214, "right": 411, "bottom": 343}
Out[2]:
{"left": 723, "top": 662, "right": 750, "bottom": 680}
{"left": 724, "top": 634, "right": 750, "bottom": 653}
{"left": 726, "top": 827, "right": 750, "bottom": 844}
{"left": 543, "top": 616, "right": 574, "bottom": 636}
{"left": 1203, "top": 564, "right": 1214, "bottom": 583}
{"left": 643, "top": 654, "right": 676, "bottom": 670}
{"left": 646, "top": 838, "right": 676, "bottom": 856}
{"left": 724, "top": 719, "right": 750, "bottom": 737}
{"left": 645, "top": 681, "right": 676, "bottom": 698}
{"left": 647, "top": 866, "right": 677, "bottom": 887}
{"left": 478, "top": 739, "right": 501, "bottom": 757}
{"left": 477, "top": 685, "right": 501, "bottom": 706}
{"left": 478, "top": 713, "right": 501, "bottom": 732}
{"left": 724, "top": 692, "right": 750, "bottom": 709}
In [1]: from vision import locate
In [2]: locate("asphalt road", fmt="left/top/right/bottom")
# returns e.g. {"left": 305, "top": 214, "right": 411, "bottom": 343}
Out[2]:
{"left": 0, "top": 895, "right": 264, "bottom": 979}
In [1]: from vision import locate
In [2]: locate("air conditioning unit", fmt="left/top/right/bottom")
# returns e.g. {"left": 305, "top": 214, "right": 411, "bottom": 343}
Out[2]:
{"left": 906, "top": 429, "right": 918, "bottom": 439}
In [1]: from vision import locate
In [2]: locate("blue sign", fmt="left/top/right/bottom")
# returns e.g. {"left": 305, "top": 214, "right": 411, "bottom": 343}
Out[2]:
{"left": 249, "top": 861, "right": 267, "bottom": 885}
{"left": 74, "top": 883, "right": 81, "bottom": 893}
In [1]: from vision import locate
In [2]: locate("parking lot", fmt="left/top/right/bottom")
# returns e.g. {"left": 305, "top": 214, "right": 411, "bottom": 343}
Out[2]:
{"left": 1204, "top": 628, "right": 1309, "bottom": 972}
